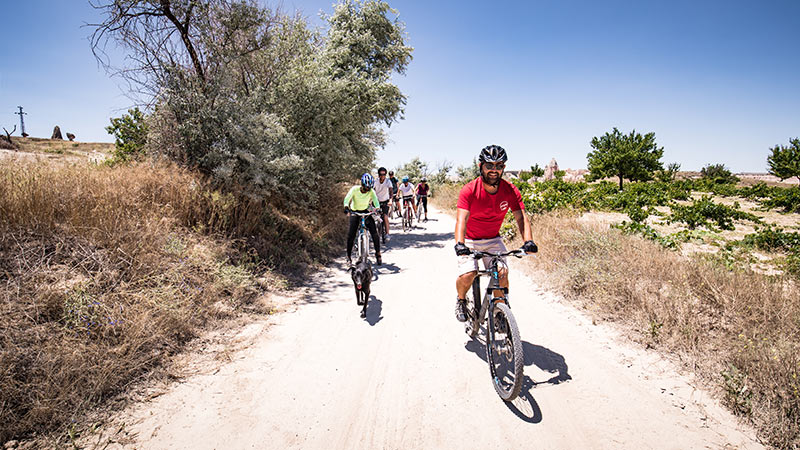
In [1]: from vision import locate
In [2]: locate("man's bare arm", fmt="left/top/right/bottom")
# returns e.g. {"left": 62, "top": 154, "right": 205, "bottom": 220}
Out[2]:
{"left": 455, "top": 208, "right": 470, "bottom": 243}
{"left": 513, "top": 209, "right": 533, "bottom": 242}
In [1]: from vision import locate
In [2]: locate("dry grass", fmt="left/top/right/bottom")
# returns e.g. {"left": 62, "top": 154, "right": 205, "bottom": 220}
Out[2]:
{"left": 430, "top": 183, "right": 461, "bottom": 213}
{"left": 525, "top": 211, "right": 799, "bottom": 448}
{"left": 0, "top": 161, "right": 343, "bottom": 443}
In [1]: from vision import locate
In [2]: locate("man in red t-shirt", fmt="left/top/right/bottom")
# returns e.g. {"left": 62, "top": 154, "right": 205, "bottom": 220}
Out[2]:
{"left": 453, "top": 145, "right": 537, "bottom": 322}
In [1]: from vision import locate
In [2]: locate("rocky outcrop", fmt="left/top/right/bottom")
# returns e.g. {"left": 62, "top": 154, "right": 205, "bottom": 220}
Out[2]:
{"left": 544, "top": 158, "right": 559, "bottom": 180}
{"left": 51, "top": 126, "right": 63, "bottom": 140}
{"left": 66, "top": 133, "right": 75, "bottom": 141}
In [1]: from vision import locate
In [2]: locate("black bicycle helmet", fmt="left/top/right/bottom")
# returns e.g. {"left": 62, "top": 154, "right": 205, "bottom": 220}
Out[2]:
{"left": 478, "top": 145, "right": 508, "bottom": 163}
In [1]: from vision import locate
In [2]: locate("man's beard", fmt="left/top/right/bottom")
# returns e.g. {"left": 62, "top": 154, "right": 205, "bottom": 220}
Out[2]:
{"left": 481, "top": 170, "right": 502, "bottom": 186}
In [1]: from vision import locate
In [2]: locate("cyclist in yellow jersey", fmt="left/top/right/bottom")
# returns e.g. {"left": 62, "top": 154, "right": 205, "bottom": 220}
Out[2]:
{"left": 344, "top": 173, "right": 382, "bottom": 265}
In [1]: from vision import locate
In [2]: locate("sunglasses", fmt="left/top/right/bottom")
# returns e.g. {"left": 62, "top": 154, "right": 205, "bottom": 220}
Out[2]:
{"left": 378, "top": 172, "right": 387, "bottom": 176}
{"left": 483, "top": 163, "right": 505, "bottom": 170}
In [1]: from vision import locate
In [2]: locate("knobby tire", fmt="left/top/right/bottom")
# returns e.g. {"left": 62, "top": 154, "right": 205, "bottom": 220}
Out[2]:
{"left": 486, "top": 302, "right": 524, "bottom": 401}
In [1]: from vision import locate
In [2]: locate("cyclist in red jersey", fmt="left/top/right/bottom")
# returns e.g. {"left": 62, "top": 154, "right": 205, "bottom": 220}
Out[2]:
{"left": 453, "top": 145, "right": 538, "bottom": 322}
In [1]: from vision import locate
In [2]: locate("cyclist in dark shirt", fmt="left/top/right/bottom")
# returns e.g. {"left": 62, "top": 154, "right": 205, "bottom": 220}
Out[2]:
{"left": 415, "top": 177, "right": 430, "bottom": 222}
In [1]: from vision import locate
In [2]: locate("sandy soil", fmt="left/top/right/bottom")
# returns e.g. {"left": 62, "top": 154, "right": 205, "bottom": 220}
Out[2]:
{"left": 81, "top": 206, "right": 763, "bottom": 450}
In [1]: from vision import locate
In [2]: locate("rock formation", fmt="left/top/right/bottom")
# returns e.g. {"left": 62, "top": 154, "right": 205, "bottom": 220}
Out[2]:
{"left": 66, "top": 133, "right": 75, "bottom": 141}
{"left": 51, "top": 126, "right": 63, "bottom": 140}
{"left": 544, "top": 158, "right": 559, "bottom": 180}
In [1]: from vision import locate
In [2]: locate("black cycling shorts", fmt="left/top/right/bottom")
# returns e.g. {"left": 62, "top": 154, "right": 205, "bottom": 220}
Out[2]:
{"left": 379, "top": 200, "right": 389, "bottom": 216}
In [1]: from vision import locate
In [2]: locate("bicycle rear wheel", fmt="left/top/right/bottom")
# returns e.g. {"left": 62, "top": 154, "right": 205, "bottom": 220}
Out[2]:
{"left": 486, "top": 302, "right": 524, "bottom": 401}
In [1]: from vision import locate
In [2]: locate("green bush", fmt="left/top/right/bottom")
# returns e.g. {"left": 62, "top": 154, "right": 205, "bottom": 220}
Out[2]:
{"left": 105, "top": 108, "right": 148, "bottom": 164}
{"left": 761, "top": 186, "right": 800, "bottom": 213}
{"left": 737, "top": 182, "right": 778, "bottom": 200}
{"left": 517, "top": 179, "right": 693, "bottom": 215}
{"left": 518, "top": 179, "right": 593, "bottom": 213}
{"left": 740, "top": 226, "right": 800, "bottom": 253}
{"left": 655, "top": 162, "right": 681, "bottom": 182}
{"left": 668, "top": 196, "right": 759, "bottom": 231}
{"left": 700, "top": 163, "right": 740, "bottom": 185}
{"left": 612, "top": 220, "right": 679, "bottom": 249}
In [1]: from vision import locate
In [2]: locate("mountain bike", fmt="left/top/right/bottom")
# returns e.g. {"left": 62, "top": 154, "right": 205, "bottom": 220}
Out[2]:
{"left": 464, "top": 248, "right": 528, "bottom": 401}
{"left": 401, "top": 195, "right": 414, "bottom": 232}
{"left": 351, "top": 210, "right": 377, "bottom": 264}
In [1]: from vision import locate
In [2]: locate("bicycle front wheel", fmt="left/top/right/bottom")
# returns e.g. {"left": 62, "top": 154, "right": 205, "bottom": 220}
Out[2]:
{"left": 486, "top": 302, "right": 524, "bottom": 401}
{"left": 359, "top": 231, "right": 369, "bottom": 263}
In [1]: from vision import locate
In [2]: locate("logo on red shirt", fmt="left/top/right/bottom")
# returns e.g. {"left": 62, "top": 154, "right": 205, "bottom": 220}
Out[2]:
{"left": 500, "top": 201, "right": 509, "bottom": 211}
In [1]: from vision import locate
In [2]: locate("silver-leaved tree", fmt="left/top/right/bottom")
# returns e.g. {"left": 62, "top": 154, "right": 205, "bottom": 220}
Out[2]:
{"left": 91, "top": 0, "right": 412, "bottom": 206}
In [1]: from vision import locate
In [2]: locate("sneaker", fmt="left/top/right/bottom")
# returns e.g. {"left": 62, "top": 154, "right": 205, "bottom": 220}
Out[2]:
{"left": 455, "top": 298, "right": 467, "bottom": 322}
{"left": 375, "top": 253, "right": 382, "bottom": 266}
{"left": 385, "top": 235, "right": 390, "bottom": 243}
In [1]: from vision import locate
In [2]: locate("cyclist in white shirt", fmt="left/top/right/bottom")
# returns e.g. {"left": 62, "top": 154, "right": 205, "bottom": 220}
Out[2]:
{"left": 374, "top": 167, "right": 393, "bottom": 242}
{"left": 396, "top": 176, "right": 416, "bottom": 219}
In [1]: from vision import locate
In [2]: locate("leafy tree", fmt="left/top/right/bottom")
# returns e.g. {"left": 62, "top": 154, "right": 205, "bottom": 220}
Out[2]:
{"left": 767, "top": 138, "right": 800, "bottom": 183}
{"left": 428, "top": 160, "right": 453, "bottom": 186}
{"left": 586, "top": 127, "right": 664, "bottom": 190}
{"left": 105, "top": 108, "right": 148, "bottom": 164}
{"left": 456, "top": 158, "right": 480, "bottom": 182}
{"left": 700, "top": 164, "right": 739, "bottom": 184}
{"left": 656, "top": 162, "right": 681, "bottom": 182}
{"left": 91, "top": 0, "right": 412, "bottom": 205}
{"left": 529, "top": 164, "right": 545, "bottom": 178}
{"left": 396, "top": 156, "right": 427, "bottom": 182}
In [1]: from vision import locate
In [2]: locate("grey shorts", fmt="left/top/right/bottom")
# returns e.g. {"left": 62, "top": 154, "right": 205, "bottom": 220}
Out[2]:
{"left": 456, "top": 236, "right": 508, "bottom": 276}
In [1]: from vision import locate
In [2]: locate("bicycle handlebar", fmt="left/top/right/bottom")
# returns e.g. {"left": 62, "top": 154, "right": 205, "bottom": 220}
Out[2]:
{"left": 470, "top": 248, "right": 527, "bottom": 259}
{"left": 349, "top": 210, "right": 379, "bottom": 217}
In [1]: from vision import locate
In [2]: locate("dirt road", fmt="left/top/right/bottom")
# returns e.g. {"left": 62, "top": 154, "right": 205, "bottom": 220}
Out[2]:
{"left": 94, "top": 206, "right": 762, "bottom": 449}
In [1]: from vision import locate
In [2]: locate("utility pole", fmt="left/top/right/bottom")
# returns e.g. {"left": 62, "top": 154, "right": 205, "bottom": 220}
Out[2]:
{"left": 14, "top": 106, "right": 28, "bottom": 137}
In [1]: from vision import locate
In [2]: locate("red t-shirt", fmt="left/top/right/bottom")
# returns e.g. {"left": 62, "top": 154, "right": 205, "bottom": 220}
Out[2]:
{"left": 457, "top": 178, "right": 525, "bottom": 240}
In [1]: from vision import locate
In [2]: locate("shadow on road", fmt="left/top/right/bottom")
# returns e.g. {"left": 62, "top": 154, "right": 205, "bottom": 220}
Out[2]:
{"left": 299, "top": 270, "right": 352, "bottom": 304}
{"left": 365, "top": 296, "right": 383, "bottom": 326}
{"left": 524, "top": 341, "right": 572, "bottom": 385}
{"left": 373, "top": 262, "right": 401, "bottom": 279}
{"left": 464, "top": 335, "right": 570, "bottom": 423}
{"left": 505, "top": 376, "right": 543, "bottom": 423}
{"left": 384, "top": 231, "right": 450, "bottom": 252}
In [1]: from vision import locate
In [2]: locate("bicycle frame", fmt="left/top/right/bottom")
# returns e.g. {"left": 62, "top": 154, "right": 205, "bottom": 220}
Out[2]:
{"left": 351, "top": 210, "right": 379, "bottom": 263}
{"left": 401, "top": 196, "right": 414, "bottom": 215}
{"left": 470, "top": 252, "right": 514, "bottom": 325}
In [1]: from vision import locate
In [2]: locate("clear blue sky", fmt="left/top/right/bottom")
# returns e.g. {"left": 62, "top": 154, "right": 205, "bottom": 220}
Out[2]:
{"left": 2, "top": 0, "right": 799, "bottom": 172}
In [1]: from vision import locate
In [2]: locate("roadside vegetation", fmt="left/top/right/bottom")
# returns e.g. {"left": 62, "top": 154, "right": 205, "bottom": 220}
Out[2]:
{"left": 0, "top": 161, "right": 348, "bottom": 445}
{"left": 429, "top": 132, "right": 800, "bottom": 448}
{"left": 2, "top": 0, "right": 411, "bottom": 445}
